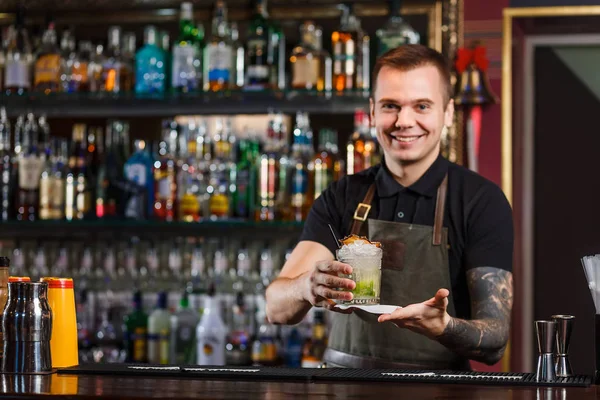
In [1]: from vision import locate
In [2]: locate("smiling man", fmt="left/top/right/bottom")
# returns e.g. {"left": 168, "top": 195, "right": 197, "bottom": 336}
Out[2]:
{"left": 265, "top": 45, "right": 514, "bottom": 370}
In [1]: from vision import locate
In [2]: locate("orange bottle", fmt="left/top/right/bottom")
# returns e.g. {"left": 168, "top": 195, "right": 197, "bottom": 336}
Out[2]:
{"left": 40, "top": 277, "right": 78, "bottom": 368}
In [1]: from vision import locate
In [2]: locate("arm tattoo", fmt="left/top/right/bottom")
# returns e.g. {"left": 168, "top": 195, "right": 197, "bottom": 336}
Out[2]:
{"left": 436, "top": 267, "right": 513, "bottom": 365}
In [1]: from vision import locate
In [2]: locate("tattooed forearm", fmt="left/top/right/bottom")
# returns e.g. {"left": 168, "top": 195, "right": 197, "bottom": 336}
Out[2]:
{"left": 436, "top": 267, "right": 513, "bottom": 365}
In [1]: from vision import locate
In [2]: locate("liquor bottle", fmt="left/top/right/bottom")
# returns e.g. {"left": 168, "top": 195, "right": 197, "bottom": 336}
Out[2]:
{"left": 4, "top": 8, "right": 32, "bottom": 95}
{"left": 290, "top": 21, "right": 332, "bottom": 92}
{"left": 177, "top": 121, "right": 201, "bottom": 222}
{"left": 0, "top": 257, "right": 9, "bottom": 360}
{"left": 39, "top": 138, "right": 67, "bottom": 220}
{"left": 171, "top": 2, "right": 202, "bottom": 93}
{"left": 0, "top": 108, "right": 12, "bottom": 221}
{"left": 226, "top": 291, "right": 252, "bottom": 366}
{"left": 122, "top": 32, "right": 137, "bottom": 84}
{"left": 252, "top": 315, "right": 279, "bottom": 366}
{"left": 124, "top": 291, "right": 148, "bottom": 363}
{"left": 97, "top": 120, "right": 124, "bottom": 219}
{"left": 102, "top": 26, "right": 132, "bottom": 93}
{"left": 0, "top": 36, "right": 4, "bottom": 92}
{"left": 135, "top": 26, "right": 166, "bottom": 95}
{"left": 16, "top": 113, "right": 43, "bottom": 221}
{"left": 256, "top": 114, "right": 282, "bottom": 222}
{"left": 70, "top": 41, "right": 92, "bottom": 93}
{"left": 346, "top": 109, "right": 377, "bottom": 175}
{"left": 288, "top": 112, "right": 314, "bottom": 222}
{"left": 204, "top": 0, "right": 233, "bottom": 92}
{"left": 331, "top": 4, "right": 370, "bottom": 92}
{"left": 147, "top": 291, "right": 170, "bottom": 365}
{"left": 65, "top": 124, "right": 92, "bottom": 221}
{"left": 38, "top": 114, "right": 51, "bottom": 157}
{"left": 376, "top": 0, "right": 420, "bottom": 56}
{"left": 34, "top": 22, "right": 61, "bottom": 94}
{"left": 154, "top": 120, "right": 178, "bottom": 221}
{"left": 196, "top": 284, "right": 226, "bottom": 366}
{"left": 59, "top": 30, "right": 77, "bottom": 93}
{"left": 124, "top": 140, "right": 154, "bottom": 220}
{"left": 230, "top": 22, "right": 245, "bottom": 90}
{"left": 159, "top": 31, "right": 172, "bottom": 89}
{"left": 170, "top": 292, "right": 199, "bottom": 364}
{"left": 232, "top": 139, "right": 257, "bottom": 219}
{"left": 301, "top": 310, "right": 327, "bottom": 367}
{"left": 245, "top": 0, "right": 273, "bottom": 91}
{"left": 313, "top": 128, "right": 342, "bottom": 199}
{"left": 88, "top": 44, "right": 104, "bottom": 93}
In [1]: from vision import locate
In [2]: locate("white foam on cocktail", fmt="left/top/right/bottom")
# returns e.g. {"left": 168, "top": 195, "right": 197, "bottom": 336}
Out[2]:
{"left": 338, "top": 239, "right": 382, "bottom": 258}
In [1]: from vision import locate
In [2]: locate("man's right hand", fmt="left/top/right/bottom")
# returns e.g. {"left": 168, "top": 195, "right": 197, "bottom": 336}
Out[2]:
{"left": 302, "top": 260, "right": 356, "bottom": 311}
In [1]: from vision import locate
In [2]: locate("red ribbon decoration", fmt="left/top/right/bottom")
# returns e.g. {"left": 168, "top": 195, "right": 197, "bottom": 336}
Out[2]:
{"left": 455, "top": 46, "right": 490, "bottom": 74}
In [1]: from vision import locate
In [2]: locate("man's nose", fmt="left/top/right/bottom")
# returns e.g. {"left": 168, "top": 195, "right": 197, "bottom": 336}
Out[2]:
{"left": 395, "top": 108, "right": 415, "bottom": 129}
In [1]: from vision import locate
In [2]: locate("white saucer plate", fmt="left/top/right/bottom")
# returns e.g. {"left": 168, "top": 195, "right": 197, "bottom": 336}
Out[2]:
{"left": 333, "top": 304, "right": 401, "bottom": 314}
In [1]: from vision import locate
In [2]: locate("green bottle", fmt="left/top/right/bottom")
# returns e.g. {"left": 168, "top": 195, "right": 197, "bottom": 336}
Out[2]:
{"left": 124, "top": 291, "right": 148, "bottom": 363}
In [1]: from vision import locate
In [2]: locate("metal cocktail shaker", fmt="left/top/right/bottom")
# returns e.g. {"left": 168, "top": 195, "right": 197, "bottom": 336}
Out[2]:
{"left": 1, "top": 282, "right": 53, "bottom": 374}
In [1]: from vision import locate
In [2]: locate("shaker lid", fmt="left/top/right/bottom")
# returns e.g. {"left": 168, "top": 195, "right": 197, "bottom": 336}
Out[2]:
{"left": 8, "top": 276, "right": 30, "bottom": 282}
{"left": 40, "top": 277, "right": 74, "bottom": 289}
{"left": 0, "top": 256, "right": 10, "bottom": 267}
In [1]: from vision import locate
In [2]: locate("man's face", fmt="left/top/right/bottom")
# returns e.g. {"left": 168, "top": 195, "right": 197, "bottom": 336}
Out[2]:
{"left": 370, "top": 65, "right": 454, "bottom": 167}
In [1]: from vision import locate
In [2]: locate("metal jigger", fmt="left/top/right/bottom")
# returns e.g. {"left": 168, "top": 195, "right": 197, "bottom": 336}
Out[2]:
{"left": 552, "top": 315, "right": 575, "bottom": 377}
{"left": 535, "top": 320, "right": 557, "bottom": 382}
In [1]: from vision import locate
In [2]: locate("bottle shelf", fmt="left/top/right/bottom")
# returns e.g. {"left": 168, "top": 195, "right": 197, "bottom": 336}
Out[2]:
{"left": 0, "top": 219, "right": 304, "bottom": 239}
{"left": 1, "top": 90, "right": 370, "bottom": 118}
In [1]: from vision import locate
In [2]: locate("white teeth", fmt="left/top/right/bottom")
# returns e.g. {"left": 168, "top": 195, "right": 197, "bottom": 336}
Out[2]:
{"left": 395, "top": 136, "right": 421, "bottom": 142}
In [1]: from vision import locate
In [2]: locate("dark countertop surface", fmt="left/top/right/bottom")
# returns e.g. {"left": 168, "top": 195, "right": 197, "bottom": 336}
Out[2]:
{"left": 0, "top": 372, "right": 598, "bottom": 400}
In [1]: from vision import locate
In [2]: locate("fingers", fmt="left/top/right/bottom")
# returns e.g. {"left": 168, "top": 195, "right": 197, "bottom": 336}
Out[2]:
{"left": 316, "top": 260, "right": 353, "bottom": 275}
{"left": 425, "top": 288, "right": 449, "bottom": 309}
{"left": 311, "top": 271, "right": 355, "bottom": 291}
{"left": 378, "top": 307, "right": 408, "bottom": 323}
{"left": 313, "top": 284, "right": 353, "bottom": 302}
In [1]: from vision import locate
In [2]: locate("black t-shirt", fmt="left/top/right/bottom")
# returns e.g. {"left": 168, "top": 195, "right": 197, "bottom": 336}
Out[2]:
{"left": 299, "top": 155, "right": 514, "bottom": 319}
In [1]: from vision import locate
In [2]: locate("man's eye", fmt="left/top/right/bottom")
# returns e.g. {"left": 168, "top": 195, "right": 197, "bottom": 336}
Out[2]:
{"left": 382, "top": 103, "right": 398, "bottom": 110}
{"left": 417, "top": 104, "right": 430, "bottom": 111}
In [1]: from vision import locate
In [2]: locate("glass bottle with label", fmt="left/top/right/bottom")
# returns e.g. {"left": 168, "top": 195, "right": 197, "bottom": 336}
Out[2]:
{"left": 34, "top": 22, "right": 61, "bottom": 94}
{"left": 170, "top": 292, "right": 199, "bottom": 364}
{"left": 245, "top": 0, "right": 272, "bottom": 91}
{"left": 16, "top": 113, "right": 43, "bottom": 221}
{"left": 124, "top": 291, "right": 148, "bottom": 363}
{"left": 4, "top": 8, "right": 32, "bottom": 95}
{"left": 256, "top": 114, "right": 283, "bottom": 222}
{"left": 313, "top": 128, "right": 342, "bottom": 200}
{"left": 102, "top": 26, "right": 132, "bottom": 93}
{"left": 376, "top": 0, "right": 420, "bottom": 56}
{"left": 172, "top": 2, "right": 202, "bottom": 93}
{"left": 196, "top": 284, "right": 226, "bottom": 366}
{"left": 204, "top": 0, "right": 232, "bottom": 92}
{"left": 230, "top": 22, "right": 245, "bottom": 90}
{"left": 70, "top": 41, "right": 92, "bottom": 93}
{"left": 154, "top": 120, "right": 178, "bottom": 221}
{"left": 97, "top": 120, "right": 125, "bottom": 219}
{"left": 290, "top": 21, "right": 332, "bottom": 92}
{"left": 288, "top": 112, "right": 314, "bottom": 222}
{"left": 346, "top": 109, "right": 377, "bottom": 175}
{"left": 135, "top": 26, "right": 166, "bottom": 95}
{"left": 331, "top": 4, "right": 370, "bottom": 93}
{"left": 59, "top": 31, "right": 77, "bottom": 93}
{"left": 65, "top": 124, "right": 92, "bottom": 221}
{"left": 0, "top": 108, "right": 12, "bottom": 221}
{"left": 301, "top": 310, "right": 327, "bottom": 367}
{"left": 232, "top": 138, "right": 257, "bottom": 220}
{"left": 39, "top": 138, "right": 67, "bottom": 220}
{"left": 88, "top": 44, "right": 104, "bottom": 93}
{"left": 124, "top": 140, "right": 155, "bottom": 220}
{"left": 147, "top": 291, "right": 170, "bottom": 365}
{"left": 122, "top": 32, "right": 136, "bottom": 85}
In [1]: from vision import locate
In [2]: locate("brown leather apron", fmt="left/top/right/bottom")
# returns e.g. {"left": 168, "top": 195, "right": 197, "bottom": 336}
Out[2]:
{"left": 323, "top": 174, "right": 470, "bottom": 370}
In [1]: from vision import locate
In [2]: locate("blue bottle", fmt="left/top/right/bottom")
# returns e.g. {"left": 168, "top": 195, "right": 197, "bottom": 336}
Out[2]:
{"left": 124, "top": 140, "right": 155, "bottom": 219}
{"left": 135, "top": 25, "right": 166, "bottom": 95}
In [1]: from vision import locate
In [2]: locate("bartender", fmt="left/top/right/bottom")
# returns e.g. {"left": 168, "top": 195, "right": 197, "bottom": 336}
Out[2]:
{"left": 265, "top": 44, "right": 513, "bottom": 370}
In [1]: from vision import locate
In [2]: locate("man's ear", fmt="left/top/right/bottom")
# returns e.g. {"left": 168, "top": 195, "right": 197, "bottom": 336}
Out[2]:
{"left": 444, "top": 99, "right": 455, "bottom": 127}
{"left": 369, "top": 97, "right": 375, "bottom": 126}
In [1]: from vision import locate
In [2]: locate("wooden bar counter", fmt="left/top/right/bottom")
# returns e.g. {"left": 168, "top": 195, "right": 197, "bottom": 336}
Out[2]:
{"left": 0, "top": 372, "right": 598, "bottom": 400}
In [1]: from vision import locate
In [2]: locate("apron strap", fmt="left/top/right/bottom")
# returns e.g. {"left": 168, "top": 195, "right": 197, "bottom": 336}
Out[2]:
{"left": 433, "top": 174, "right": 449, "bottom": 246}
{"left": 350, "top": 184, "right": 377, "bottom": 235}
